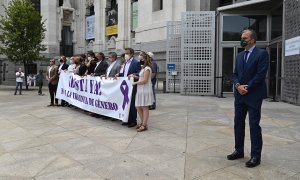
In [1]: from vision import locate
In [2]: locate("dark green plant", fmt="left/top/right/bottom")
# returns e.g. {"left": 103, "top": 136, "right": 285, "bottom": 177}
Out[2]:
{"left": 0, "top": 0, "right": 46, "bottom": 89}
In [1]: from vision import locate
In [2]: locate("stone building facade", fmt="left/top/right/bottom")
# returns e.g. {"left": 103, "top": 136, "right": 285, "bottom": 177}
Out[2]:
{"left": 0, "top": 0, "right": 217, "bottom": 85}
{"left": 0, "top": 0, "right": 299, "bottom": 106}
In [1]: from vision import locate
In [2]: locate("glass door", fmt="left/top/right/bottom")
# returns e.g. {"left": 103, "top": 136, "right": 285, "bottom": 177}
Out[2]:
{"left": 268, "top": 42, "right": 282, "bottom": 99}
{"left": 222, "top": 47, "right": 234, "bottom": 92}
{"left": 222, "top": 47, "right": 245, "bottom": 93}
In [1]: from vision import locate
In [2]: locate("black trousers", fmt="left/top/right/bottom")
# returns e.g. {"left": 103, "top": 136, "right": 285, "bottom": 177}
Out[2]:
{"left": 234, "top": 98, "right": 263, "bottom": 159}
{"left": 38, "top": 82, "right": 43, "bottom": 94}
{"left": 48, "top": 83, "right": 58, "bottom": 104}
{"left": 128, "top": 85, "right": 137, "bottom": 125}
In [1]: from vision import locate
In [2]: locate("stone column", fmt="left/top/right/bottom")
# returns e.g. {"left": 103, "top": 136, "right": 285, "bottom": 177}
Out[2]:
{"left": 73, "top": 0, "right": 86, "bottom": 54}
{"left": 116, "top": 0, "right": 131, "bottom": 49}
{"left": 93, "top": 0, "right": 106, "bottom": 52}
{"left": 41, "top": 0, "right": 59, "bottom": 57}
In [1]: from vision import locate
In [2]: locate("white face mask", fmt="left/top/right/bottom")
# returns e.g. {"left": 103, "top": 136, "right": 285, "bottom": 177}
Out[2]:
{"left": 88, "top": 57, "right": 92, "bottom": 61}
{"left": 125, "top": 54, "right": 130, "bottom": 61}
{"left": 69, "top": 60, "right": 73, "bottom": 64}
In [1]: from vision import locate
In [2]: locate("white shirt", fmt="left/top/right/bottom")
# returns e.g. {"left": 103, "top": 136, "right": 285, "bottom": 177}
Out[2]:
{"left": 16, "top": 72, "right": 24, "bottom": 82}
{"left": 58, "top": 63, "right": 63, "bottom": 73}
{"left": 106, "top": 61, "right": 117, "bottom": 77}
{"left": 48, "top": 66, "right": 52, "bottom": 77}
{"left": 94, "top": 61, "right": 101, "bottom": 71}
{"left": 245, "top": 45, "right": 256, "bottom": 62}
{"left": 124, "top": 57, "right": 133, "bottom": 77}
{"left": 68, "top": 64, "right": 76, "bottom": 72}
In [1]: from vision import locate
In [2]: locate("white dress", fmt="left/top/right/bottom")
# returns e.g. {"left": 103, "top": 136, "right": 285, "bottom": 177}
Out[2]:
{"left": 135, "top": 66, "right": 154, "bottom": 107}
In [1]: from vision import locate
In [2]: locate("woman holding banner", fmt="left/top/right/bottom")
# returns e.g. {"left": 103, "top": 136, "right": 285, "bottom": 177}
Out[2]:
{"left": 132, "top": 52, "right": 154, "bottom": 132}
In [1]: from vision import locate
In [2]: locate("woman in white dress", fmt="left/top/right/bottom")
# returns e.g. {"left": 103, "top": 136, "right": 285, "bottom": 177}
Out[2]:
{"left": 133, "top": 52, "right": 154, "bottom": 132}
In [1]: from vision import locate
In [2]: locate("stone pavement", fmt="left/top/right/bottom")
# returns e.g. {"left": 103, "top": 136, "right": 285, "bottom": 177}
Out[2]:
{"left": 0, "top": 85, "right": 300, "bottom": 180}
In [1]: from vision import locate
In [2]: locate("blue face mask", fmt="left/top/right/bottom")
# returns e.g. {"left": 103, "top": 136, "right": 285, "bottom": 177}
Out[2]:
{"left": 240, "top": 39, "right": 248, "bottom": 47}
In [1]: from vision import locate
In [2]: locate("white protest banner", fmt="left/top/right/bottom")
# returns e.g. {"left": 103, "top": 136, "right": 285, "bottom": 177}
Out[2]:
{"left": 56, "top": 72, "right": 133, "bottom": 122}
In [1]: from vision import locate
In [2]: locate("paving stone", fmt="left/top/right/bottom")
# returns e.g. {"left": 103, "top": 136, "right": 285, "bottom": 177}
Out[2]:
{"left": 1, "top": 86, "right": 300, "bottom": 179}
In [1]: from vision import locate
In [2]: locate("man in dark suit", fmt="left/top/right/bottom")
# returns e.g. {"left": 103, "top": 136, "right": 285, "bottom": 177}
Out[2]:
{"left": 58, "top": 56, "right": 69, "bottom": 106}
{"left": 94, "top": 52, "right": 108, "bottom": 76}
{"left": 119, "top": 48, "right": 141, "bottom": 127}
{"left": 227, "top": 29, "right": 269, "bottom": 168}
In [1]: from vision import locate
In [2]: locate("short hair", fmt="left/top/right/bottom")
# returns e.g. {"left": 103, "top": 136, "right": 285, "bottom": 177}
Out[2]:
{"left": 88, "top": 51, "right": 95, "bottom": 58}
{"left": 243, "top": 29, "right": 257, "bottom": 40}
{"left": 124, "top": 48, "right": 134, "bottom": 55}
{"left": 95, "top": 52, "right": 105, "bottom": 61}
{"left": 108, "top": 52, "right": 117, "bottom": 59}
{"left": 80, "top": 54, "right": 86, "bottom": 59}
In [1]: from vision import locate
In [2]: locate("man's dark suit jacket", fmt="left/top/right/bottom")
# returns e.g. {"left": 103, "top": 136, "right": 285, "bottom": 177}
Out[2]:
{"left": 94, "top": 60, "right": 108, "bottom": 76}
{"left": 119, "top": 58, "right": 141, "bottom": 77}
{"left": 233, "top": 47, "right": 269, "bottom": 101}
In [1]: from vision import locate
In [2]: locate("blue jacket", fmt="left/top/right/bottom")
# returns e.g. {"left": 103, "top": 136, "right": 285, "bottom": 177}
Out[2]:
{"left": 119, "top": 58, "right": 141, "bottom": 77}
{"left": 233, "top": 47, "right": 269, "bottom": 100}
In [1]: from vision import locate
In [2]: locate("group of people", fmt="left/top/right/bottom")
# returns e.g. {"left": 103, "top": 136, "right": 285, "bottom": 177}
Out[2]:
{"left": 14, "top": 68, "right": 44, "bottom": 95}
{"left": 45, "top": 48, "right": 158, "bottom": 132}
{"left": 13, "top": 28, "right": 269, "bottom": 167}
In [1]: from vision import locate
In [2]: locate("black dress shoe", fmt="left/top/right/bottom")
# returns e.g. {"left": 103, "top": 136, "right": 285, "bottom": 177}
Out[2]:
{"left": 245, "top": 157, "right": 260, "bottom": 168}
{"left": 227, "top": 150, "right": 244, "bottom": 160}
{"left": 128, "top": 123, "right": 137, "bottom": 128}
{"left": 122, "top": 122, "right": 128, "bottom": 126}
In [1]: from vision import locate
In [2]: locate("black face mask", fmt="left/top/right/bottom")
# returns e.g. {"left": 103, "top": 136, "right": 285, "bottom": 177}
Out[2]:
{"left": 140, "top": 61, "right": 144, "bottom": 65}
{"left": 60, "top": 59, "right": 63, "bottom": 63}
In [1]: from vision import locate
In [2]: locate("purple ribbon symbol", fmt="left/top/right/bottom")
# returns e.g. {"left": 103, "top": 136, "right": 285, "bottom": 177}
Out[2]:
{"left": 120, "top": 80, "right": 129, "bottom": 110}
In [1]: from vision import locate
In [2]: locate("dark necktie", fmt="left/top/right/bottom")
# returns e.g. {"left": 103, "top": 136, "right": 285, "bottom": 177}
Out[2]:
{"left": 244, "top": 50, "right": 249, "bottom": 62}
{"left": 242, "top": 51, "right": 249, "bottom": 70}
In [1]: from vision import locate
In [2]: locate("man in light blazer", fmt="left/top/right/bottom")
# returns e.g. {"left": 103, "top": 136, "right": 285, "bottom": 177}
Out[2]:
{"left": 106, "top": 52, "right": 121, "bottom": 77}
{"left": 227, "top": 29, "right": 269, "bottom": 168}
{"left": 46, "top": 59, "right": 59, "bottom": 106}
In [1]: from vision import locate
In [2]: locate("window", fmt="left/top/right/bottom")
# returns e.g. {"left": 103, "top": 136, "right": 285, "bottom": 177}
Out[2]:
{"left": 153, "top": 0, "right": 163, "bottom": 12}
{"left": 223, "top": 15, "right": 267, "bottom": 41}
{"left": 271, "top": 15, "right": 282, "bottom": 39}
{"left": 86, "top": 4, "right": 95, "bottom": 16}
{"left": 31, "top": 0, "right": 40, "bottom": 13}
{"left": 58, "top": 0, "right": 63, "bottom": 7}
{"left": 220, "top": 0, "right": 232, "bottom": 7}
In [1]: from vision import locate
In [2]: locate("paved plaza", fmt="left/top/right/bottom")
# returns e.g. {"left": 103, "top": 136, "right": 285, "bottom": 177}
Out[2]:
{"left": 0, "top": 85, "right": 300, "bottom": 180}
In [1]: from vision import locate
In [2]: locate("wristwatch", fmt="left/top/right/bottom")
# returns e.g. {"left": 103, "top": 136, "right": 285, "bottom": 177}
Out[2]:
{"left": 235, "top": 83, "right": 241, "bottom": 89}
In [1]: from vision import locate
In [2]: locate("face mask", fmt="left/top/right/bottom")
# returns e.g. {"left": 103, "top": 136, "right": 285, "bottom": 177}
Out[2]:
{"left": 240, "top": 39, "right": 248, "bottom": 47}
{"left": 125, "top": 54, "right": 130, "bottom": 60}
{"left": 88, "top": 57, "right": 92, "bottom": 61}
{"left": 69, "top": 60, "right": 73, "bottom": 64}
{"left": 140, "top": 60, "right": 144, "bottom": 65}
{"left": 60, "top": 59, "right": 63, "bottom": 63}
{"left": 138, "top": 55, "right": 143, "bottom": 60}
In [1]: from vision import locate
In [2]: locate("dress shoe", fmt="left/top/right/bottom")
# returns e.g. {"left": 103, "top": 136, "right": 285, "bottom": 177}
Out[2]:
{"left": 245, "top": 157, "right": 260, "bottom": 168}
{"left": 121, "top": 122, "right": 128, "bottom": 126}
{"left": 128, "top": 123, "right": 137, "bottom": 128}
{"left": 227, "top": 150, "right": 244, "bottom": 160}
{"left": 47, "top": 103, "right": 54, "bottom": 107}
